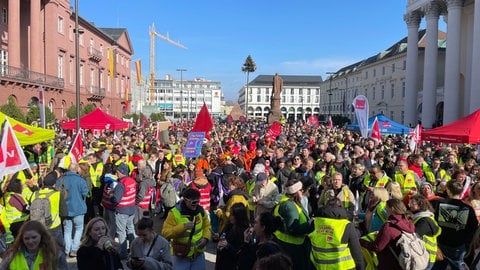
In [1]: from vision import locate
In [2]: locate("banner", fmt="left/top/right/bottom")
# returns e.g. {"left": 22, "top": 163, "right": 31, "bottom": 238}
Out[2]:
{"left": 352, "top": 95, "right": 369, "bottom": 138}
{"left": 326, "top": 115, "right": 333, "bottom": 129}
{"left": 0, "top": 119, "right": 30, "bottom": 180}
{"left": 108, "top": 49, "right": 115, "bottom": 78}
{"left": 370, "top": 117, "right": 381, "bottom": 144}
{"left": 409, "top": 124, "right": 422, "bottom": 151}
{"left": 307, "top": 115, "right": 319, "bottom": 128}
{"left": 183, "top": 132, "right": 205, "bottom": 158}
{"left": 135, "top": 60, "right": 142, "bottom": 84}
{"left": 68, "top": 129, "right": 84, "bottom": 164}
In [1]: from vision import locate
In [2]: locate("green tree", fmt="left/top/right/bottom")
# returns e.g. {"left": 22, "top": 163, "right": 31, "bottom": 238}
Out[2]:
{"left": 150, "top": 112, "right": 165, "bottom": 122}
{"left": 0, "top": 97, "right": 26, "bottom": 122}
{"left": 66, "top": 105, "right": 78, "bottom": 119}
{"left": 82, "top": 103, "right": 96, "bottom": 115}
{"left": 242, "top": 55, "right": 256, "bottom": 120}
{"left": 26, "top": 105, "right": 56, "bottom": 125}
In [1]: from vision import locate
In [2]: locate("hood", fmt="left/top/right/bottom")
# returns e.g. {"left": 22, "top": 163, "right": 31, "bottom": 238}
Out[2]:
{"left": 317, "top": 205, "right": 348, "bottom": 219}
{"left": 226, "top": 189, "right": 249, "bottom": 202}
{"left": 388, "top": 213, "right": 415, "bottom": 233}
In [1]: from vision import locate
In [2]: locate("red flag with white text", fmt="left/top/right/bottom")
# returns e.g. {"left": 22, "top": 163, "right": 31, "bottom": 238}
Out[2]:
{"left": 267, "top": 121, "right": 282, "bottom": 140}
{"left": 0, "top": 119, "right": 30, "bottom": 180}
{"left": 370, "top": 117, "right": 381, "bottom": 144}
{"left": 307, "top": 115, "right": 319, "bottom": 128}
{"left": 68, "top": 129, "right": 84, "bottom": 164}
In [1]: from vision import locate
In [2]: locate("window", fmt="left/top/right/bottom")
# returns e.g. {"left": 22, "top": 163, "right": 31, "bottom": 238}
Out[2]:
{"left": 307, "top": 88, "right": 311, "bottom": 95}
{"left": 365, "top": 71, "right": 368, "bottom": 79}
{"left": 391, "top": 83, "right": 395, "bottom": 98}
{"left": 373, "top": 69, "right": 376, "bottom": 77}
{"left": 403, "top": 60, "right": 406, "bottom": 70}
{"left": 90, "top": 68, "right": 95, "bottom": 88}
{"left": 307, "top": 96, "right": 311, "bottom": 103}
{"left": 99, "top": 70, "right": 103, "bottom": 88}
{"left": 257, "top": 88, "right": 261, "bottom": 95}
{"left": 69, "top": 25, "right": 73, "bottom": 41}
{"left": 257, "top": 93, "right": 261, "bottom": 102}
{"left": 282, "top": 96, "right": 286, "bottom": 103}
{"left": 315, "top": 96, "right": 318, "bottom": 103}
{"left": 290, "top": 88, "right": 294, "bottom": 95}
{"left": 392, "top": 63, "right": 396, "bottom": 73}
{"left": 372, "top": 86, "right": 376, "bottom": 100}
{"left": 79, "top": 33, "right": 84, "bottom": 46}
{"left": 290, "top": 96, "right": 294, "bottom": 103}
{"left": 2, "top": 8, "right": 7, "bottom": 24}
{"left": 382, "top": 66, "right": 385, "bottom": 75}
{"left": 402, "top": 81, "right": 406, "bottom": 97}
{"left": 299, "top": 88, "right": 303, "bottom": 95}
{"left": 69, "top": 59, "right": 73, "bottom": 84}
{"left": 401, "top": 111, "right": 405, "bottom": 124}
{"left": 0, "top": 50, "right": 7, "bottom": 75}
{"left": 57, "top": 16, "right": 63, "bottom": 34}
{"left": 57, "top": 55, "right": 63, "bottom": 78}
{"left": 381, "top": 85, "right": 385, "bottom": 99}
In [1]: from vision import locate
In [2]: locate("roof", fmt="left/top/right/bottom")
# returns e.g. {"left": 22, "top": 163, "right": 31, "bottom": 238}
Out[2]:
{"left": 249, "top": 75, "right": 323, "bottom": 86}
{"left": 98, "top": 28, "right": 127, "bottom": 41}
{"left": 332, "top": 29, "right": 446, "bottom": 77}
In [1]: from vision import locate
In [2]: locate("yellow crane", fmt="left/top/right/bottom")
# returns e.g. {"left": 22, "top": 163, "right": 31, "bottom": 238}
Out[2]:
{"left": 149, "top": 23, "right": 187, "bottom": 104}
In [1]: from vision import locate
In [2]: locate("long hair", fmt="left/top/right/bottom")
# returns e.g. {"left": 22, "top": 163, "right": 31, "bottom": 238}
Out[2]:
{"left": 409, "top": 194, "right": 434, "bottom": 212}
{"left": 80, "top": 217, "right": 111, "bottom": 247}
{"left": 386, "top": 198, "right": 412, "bottom": 221}
{"left": 3, "top": 220, "right": 57, "bottom": 269}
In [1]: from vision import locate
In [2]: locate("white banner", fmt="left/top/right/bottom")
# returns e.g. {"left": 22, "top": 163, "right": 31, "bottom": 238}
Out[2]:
{"left": 352, "top": 95, "right": 369, "bottom": 138}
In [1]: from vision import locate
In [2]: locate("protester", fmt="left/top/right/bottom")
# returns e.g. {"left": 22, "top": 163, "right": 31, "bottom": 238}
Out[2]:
{"left": 129, "top": 217, "right": 173, "bottom": 270}
{"left": 0, "top": 220, "right": 57, "bottom": 269}
{"left": 77, "top": 217, "right": 123, "bottom": 270}
{"left": 56, "top": 162, "right": 88, "bottom": 258}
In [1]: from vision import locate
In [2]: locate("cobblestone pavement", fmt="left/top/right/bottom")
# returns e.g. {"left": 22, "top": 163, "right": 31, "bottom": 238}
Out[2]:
{"left": 67, "top": 214, "right": 216, "bottom": 270}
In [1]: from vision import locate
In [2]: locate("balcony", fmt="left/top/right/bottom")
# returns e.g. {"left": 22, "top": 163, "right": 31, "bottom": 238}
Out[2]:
{"left": 88, "top": 46, "right": 103, "bottom": 62}
{"left": 87, "top": 85, "right": 105, "bottom": 102}
{"left": 0, "top": 64, "right": 64, "bottom": 91}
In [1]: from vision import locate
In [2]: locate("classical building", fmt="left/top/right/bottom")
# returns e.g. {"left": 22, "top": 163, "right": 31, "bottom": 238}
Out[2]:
{"left": 319, "top": 30, "right": 446, "bottom": 126}
{"left": 0, "top": 0, "right": 133, "bottom": 121}
{"left": 238, "top": 75, "right": 323, "bottom": 122}
{"left": 142, "top": 75, "right": 224, "bottom": 121}
{"left": 405, "top": 0, "right": 480, "bottom": 128}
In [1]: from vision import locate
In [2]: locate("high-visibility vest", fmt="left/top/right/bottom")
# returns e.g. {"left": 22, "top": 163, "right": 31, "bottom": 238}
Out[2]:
{"left": 273, "top": 195, "right": 308, "bottom": 245}
{"left": 31, "top": 189, "right": 61, "bottom": 229}
{"left": 10, "top": 249, "right": 46, "bottom": 269}
{"left": 413, "top": 214, "right": 441, "bottom": 263}
{"left": 375, "top": 201, "right": 388, "bottom": 223}
{"left": 360, "top": 232, "right": 379, "bottom": 270}
{"left": 2, "top": 192, "right": 29, "bottom": 243}
{"left": 117, "top": 177, "right": 136, "bottom": 208}
{"left": 170, "top": 206, "right": 205, "bottom": 258}
{"left": 138, "top": 185, "right": 153, "bottom": 209}
{"left": 173, "top": 154, "right": 186, "bottom": 167}
{"left": 308, "top": 218, "right": 356, "bottom": 270}
{"left": 394, "top": 170, "right": 417, "bottom": 196}
{"left": 89, "top": 162, "right": 104, "bottom": 188}
{"left": 246, "top": 180, "right": 256, "bottom": 212}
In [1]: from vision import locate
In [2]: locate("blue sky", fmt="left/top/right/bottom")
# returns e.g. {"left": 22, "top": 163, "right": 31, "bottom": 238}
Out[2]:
{"left": 75, "top": 1, "right": 430, "bottom": 101}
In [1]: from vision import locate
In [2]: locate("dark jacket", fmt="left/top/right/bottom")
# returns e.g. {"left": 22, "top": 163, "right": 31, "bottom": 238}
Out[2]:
{"left": 360, "top": 213, "right": 415, "bottom": 270}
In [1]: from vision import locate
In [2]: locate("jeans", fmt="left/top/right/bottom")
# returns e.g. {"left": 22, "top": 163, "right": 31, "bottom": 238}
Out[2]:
{"left": 63, "top": 215, "right": 84, "bottom": 253}
{"left": 172, "top": 253, "right": 205, "bottom": 270}
{"left": 432, "top": 243, "right": 467, "bottom": 270}
{"left": 103, "top": 208, "right": 116, "bottom": 239}
{"left": 115, "top": 212, "right": 136, "bottom": 259}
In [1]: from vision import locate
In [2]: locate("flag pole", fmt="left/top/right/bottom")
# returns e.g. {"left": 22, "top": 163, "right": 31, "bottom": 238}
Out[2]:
{"left": 211, "top": 124, "right": 224, "bottom": 154}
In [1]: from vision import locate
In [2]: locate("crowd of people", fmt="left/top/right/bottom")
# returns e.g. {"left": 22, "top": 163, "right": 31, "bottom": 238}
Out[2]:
{"left": 0, "top": 118, "right": 480, "bottom": 270}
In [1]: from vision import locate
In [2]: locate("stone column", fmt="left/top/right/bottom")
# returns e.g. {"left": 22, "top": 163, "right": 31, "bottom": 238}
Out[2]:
{"left": 422, "top": 3, "right": 440, "bottom": 128}
{"left": 443, "top": 0, "right": 464, "bottom": 124}
{"left": 8, "top": 0, "right": 20, "bottom": 68}
{"left": 30, "top": 0, "right": 42, "bottom": 73}
{"left": 404, "top": 11, "right": 421, "bottom": 127}
{"left": 470, "top": 0, "right": 480, "bottom": 112}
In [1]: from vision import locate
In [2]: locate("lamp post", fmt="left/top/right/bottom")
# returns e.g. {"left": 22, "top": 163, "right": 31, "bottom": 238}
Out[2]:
{"left": 177, "top": 68, "right": 186, "bottom": 121}
{"left": 74, "top": 0, "right": 80, "bottom": 131}
{"left": 326, "top": 72, "right": 336, "bottom": 118}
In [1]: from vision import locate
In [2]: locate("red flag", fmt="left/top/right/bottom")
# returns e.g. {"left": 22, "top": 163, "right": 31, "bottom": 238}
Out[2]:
{"left": 370, "top": 117, "right": 381, "bottom": 144}
{"left": 191, "top": 102, "right": 214, "bottom": 139}
{"left": 267, "top": 122, "right": 282, "bottom": 140}
{"left": 326, "top": 115, "right": 333, "bottom": 129}
{"left": 0, "top": 119, "right": 30, "bottom": 179}
{"left": 307, "top": 115, "right": 319, "bottom": 128}
{"left": 68, "top": 129, "right": 84, "bottom": 164}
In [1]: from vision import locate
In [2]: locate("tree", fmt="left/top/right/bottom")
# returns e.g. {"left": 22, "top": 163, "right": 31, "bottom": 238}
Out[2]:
{"left": 242, "top": 55, "right": 256, "bottom": 120}
{"left": 150, "top": 112, "right": 165, "bottom": 122}
{"left": 66, "top": 105, "right": 78, "bottom": 119}
{"left": 0, "top": 97, "right": 26, "bottom": 122}
{"left": 26, "top": 105, "right": 56, "bottom": 125}
{"left": 82, "top": 103, "right": 96, "bottom": 115}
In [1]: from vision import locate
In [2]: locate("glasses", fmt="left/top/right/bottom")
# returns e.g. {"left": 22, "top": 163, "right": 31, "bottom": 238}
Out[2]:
{"left": 185, "top": 198, "right": 200, "bottom": 205}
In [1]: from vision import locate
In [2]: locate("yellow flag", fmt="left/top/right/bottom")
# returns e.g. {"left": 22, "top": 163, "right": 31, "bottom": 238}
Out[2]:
{"left": 108, "top": 49, "right": 115, "bottom": 78}
{"left": 135, "top": 60, "right": 142, "bottom": 84}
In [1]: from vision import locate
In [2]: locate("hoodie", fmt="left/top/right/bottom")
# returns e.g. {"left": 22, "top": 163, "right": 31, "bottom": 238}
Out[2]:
{"left": 360, "top": 214, "right": 415, "bottom": 270}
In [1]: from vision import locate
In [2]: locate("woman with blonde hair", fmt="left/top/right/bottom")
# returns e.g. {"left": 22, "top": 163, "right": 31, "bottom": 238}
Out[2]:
{"left": 363, "top": 187, "right": 390, "bottom": 232}
{"left": 0, "top": 220, "right": 57, "bottom": 270}
{"left": 76, "top": 217, "right": 123, "bottom": 270}
{"left": 385, "top": 181, "right": 403, "bottom": 200}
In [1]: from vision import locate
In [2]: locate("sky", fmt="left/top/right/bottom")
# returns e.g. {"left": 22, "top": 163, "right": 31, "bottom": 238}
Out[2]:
{"left": 74, "top": 0, "right": 431, "bottom": 101}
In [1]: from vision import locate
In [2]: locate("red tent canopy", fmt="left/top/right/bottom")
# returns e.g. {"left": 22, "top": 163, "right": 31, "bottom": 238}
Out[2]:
{"left": 61, "top": 108, "right": 129, "bottom": 130}
{"left": 422, "top": 108, "right": 480, "bottom": 143}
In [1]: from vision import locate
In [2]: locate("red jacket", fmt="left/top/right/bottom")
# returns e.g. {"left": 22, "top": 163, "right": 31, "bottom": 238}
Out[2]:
{"left": 360, "top": 214, "right": 415, "bottom": 270}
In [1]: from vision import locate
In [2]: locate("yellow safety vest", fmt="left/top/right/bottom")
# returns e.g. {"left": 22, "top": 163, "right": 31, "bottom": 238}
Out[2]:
{"left": 89, "top": 162, "right": 104, "bottom": 188}
{"left": 31, "top": 189, "right": 61, "bottom": 229}
{"left": 273, "top": 195, "right": 308, "bottom": 245}
{"left": 246, "top": 180, "right": 256, "bottom": 212}
{"left": 2, "top": 192, "right": 29, "bottom": 244}
{"left": 308, "top": 218, "right": 356, "bottom": 270}
{"left": 10, "top": 249, "right": 46, "bottom": 270}
{"left": 360, "top": 232, "right": 379, "bottom": 270}
{"left": 413, "top": 214, "right": 441, "bottom": 263}
{"left": 170, "top": 207, "right": 205, "bottom": 258}
{"left": 394, "top": 170, "right": 417, "bottom": 196}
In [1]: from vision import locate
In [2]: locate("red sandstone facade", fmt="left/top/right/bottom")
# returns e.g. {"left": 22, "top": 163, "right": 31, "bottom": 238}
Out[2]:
{"left": 0, "top": 0, "right": 133, "bottom": 121}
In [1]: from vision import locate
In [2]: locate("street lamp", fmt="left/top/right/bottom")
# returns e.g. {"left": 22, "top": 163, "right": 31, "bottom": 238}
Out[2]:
{"left": 326, "top": 72, "right": 336, "bottom": 117}
{"left": 177, "top": 68, "right": 186, "bottom": 121}
{"left": 74, "top": 0, "right": 81, "bottom": 131}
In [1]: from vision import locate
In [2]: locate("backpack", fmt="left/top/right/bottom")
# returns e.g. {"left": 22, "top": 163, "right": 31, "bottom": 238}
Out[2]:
{"left": 389, "top": 229, "right": 429, "bottom": 270}
{"left": 160, "top": 181, "right": 179, "bottom": 208}
{"left": 29, "top": 190, "right": 55, "bottom": 227}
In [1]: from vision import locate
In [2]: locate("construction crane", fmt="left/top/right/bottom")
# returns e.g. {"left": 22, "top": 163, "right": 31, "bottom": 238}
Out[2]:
{"left": 149, "top": 23, "right": 187, "bottom": 104}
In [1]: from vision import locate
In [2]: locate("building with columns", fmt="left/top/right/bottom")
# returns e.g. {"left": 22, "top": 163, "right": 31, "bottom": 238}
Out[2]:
{"left": 0, "top": 0, "right": 133, "bottom": 121}
{"left": 405, "top": 0, "right": 480, "bottom": 128}
{"left": 319, "top": 30, "right": 446, "bottom": 126}
{"left": 238, "top": 75, "right": 323, "bottom": 122}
